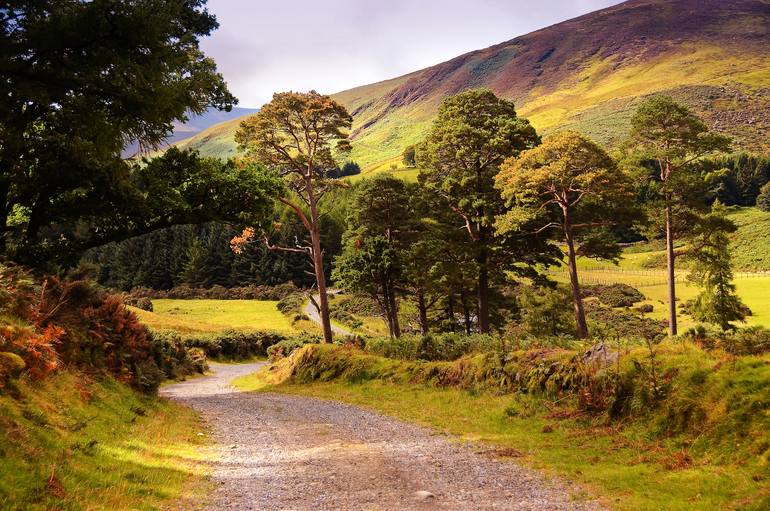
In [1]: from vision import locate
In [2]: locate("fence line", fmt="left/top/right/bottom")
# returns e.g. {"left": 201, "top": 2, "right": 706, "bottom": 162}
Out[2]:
{"left": 546, "top": 267, "right": 770, "bottom": 288}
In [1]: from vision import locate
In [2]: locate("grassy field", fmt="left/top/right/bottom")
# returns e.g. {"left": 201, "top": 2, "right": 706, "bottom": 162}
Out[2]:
{"left": 0, "top": 371, "right": 209, "bottom": 510}
{"left": 547, "top": 207, "right": 770, "bottom": 329}
{"left": 234, "top": 345, "right": 770, "bottom": 511}
{"left": 132, "top": 299, "right": 295, "bottom": 335}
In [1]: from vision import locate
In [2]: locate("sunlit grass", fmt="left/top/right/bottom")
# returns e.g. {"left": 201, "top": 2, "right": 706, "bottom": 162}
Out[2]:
{"left": 132, "top": 299, "right": 296, "bottom": 335}
{"left": 0, "top": 372, "right": 210, "bottom": 510}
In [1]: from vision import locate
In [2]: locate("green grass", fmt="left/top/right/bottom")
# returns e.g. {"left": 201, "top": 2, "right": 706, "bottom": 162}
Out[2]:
{"left": 0, "top": 371, "right": 209, "bottom": 510}
{"left": 547, "top": 207, "right": 770, "bottom": 329}
{"left": 234, "top": 344, "right": 770, "bottom": 511}
{"left": 132, "top": 299, "right": 296, "bottom": 335}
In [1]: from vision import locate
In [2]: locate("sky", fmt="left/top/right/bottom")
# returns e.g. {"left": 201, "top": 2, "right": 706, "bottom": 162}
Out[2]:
{"left": 201, "top": 0, "right": 624, "bottom": 108}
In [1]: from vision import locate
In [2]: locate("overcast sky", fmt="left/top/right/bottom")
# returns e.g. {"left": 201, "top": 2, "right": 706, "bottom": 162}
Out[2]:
{"left": 201, "top": 0, "right": 624, "bottom": 108}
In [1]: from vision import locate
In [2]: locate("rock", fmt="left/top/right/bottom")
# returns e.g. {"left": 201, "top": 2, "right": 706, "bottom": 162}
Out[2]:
{"left": 414, "top": 490, "right": 435, "bottom": 501}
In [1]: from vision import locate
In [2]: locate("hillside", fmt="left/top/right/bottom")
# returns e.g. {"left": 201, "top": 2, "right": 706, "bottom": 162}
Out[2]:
{"left": 176, "top": 0, "right": 770, "bottom": 171}
{"left": 122, "top": 106, "right": 258, "bottom": 158}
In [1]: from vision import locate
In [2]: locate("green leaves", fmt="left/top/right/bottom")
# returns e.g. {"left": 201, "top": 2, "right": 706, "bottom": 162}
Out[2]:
{"left": 496, "top": 130, "right": 637, "bottom": 253}
{"left": 1, "top": 0, "right": 239, "bottom": 265}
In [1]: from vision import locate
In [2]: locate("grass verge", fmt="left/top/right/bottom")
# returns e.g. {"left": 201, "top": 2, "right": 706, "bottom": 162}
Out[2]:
{"left": 234, "top": 344, "right": 770, "bottom": 511}
{"left": 0, "top": 371, "right": 209, "bottom": 510}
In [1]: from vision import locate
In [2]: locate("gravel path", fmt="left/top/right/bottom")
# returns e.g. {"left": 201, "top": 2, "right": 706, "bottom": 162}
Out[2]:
{"left": 161, "top": 362, "right": 605, "bottom": 511}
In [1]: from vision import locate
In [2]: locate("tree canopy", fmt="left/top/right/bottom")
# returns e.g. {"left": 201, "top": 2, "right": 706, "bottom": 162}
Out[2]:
{"left": 496, "top": 131, "right": 637, "bottom": 337}
{"left": 0, "top": 0, "right": 244, "bottom": 264}
{"left": 235, "top": 90, "right": 353, "bottom": 343}
{"left": 416, "top": 88, "right": 542, "bottom": 333}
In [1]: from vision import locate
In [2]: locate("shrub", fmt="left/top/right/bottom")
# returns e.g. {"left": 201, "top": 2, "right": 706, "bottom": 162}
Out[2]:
{"left": 635, "top": 304, "right": 654, "bottom": 313}
{"left": 126, "top": 282, "right": 300, "bottom": 301}
{"left": 365, "top": 333, "right": 503, "bottom": 361}
{"left": 183, "top": 330, "right": 286, "bottom": 360}
{"left": 582, "top": 283, "right": 645, "bottom": 308}
{"left": 757, "top": 182, "right": 770, "bottom": 212}
{"left": 0, "top": 323, "right": 63, "bottom": 380}
{"left": 586, "top": 302, "right": 666, "bottom": 340}
{"left": 331, "top": 294, "right": 378, "bottom": 316}
{"left": 267, "top": 334, "right": 322, "bottom": 361}
{"left": 0, "top": 265, "right": 209, "bottom": 392}
{"left": 125, "top": 297, "right": 153, "bottom": 311}
{"left": 148, "top": 330, "right": 209, "bottom": 380}
{"left": 277, "top": 292, "right": 307, "bottom": 316}
{"left": 330, "top": 309, "right": 363, "bottom": 330}
{"left": 689, "top": 325, "right": 770, "bottom": 355}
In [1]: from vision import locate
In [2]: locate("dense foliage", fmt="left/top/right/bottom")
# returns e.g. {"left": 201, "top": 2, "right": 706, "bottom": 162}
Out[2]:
{"left": 0, "top": 1, "right": 284, "bottom": 266}
{"left": 0, "top": 265, "right": 204, "bottom": 393}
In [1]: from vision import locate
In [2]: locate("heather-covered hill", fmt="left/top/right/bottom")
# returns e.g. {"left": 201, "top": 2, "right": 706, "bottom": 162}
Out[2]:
{"left": 178, "top": 0, "right": 770, "bottom": 171}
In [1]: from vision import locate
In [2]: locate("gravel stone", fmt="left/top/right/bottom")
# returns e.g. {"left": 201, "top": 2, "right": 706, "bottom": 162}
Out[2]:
{"left": 161, "top": 362, "right": 606, "bottom": 510}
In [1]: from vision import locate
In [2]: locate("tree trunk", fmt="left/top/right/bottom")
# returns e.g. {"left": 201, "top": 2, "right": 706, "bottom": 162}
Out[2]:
{"left": 461, "top": 290, "right": 472, "bottom": 335}
{"left": 447, "top": 294, "right": 456, "bottom": 332}
{"left": 665, "top": 202, "right": 678, "bottom": 336}
{"left": 476, "top": 248, "right": 490, "bottom": 333}
{"left": 387, "top": 281, "right": 401, "bottom": 338}
{"left": 310, "top": 226, "right": 333, "bottom": 343}
{"left": 563, "top": 218, "right": 589, "bottom": 339}
{"left": 417, "top": 289, "right": 429, "bottom": 335}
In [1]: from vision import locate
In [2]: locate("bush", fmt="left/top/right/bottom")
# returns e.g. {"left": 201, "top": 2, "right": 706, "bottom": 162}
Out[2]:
{"left": 126, "top": 282, "right": 300, "bottom": 301}
{"left": 688, "top": 325, "right": 770, "bottom": 355}
{"left": 125, "top": 296, "right": 153, "bottom": 311}
{"left": 0, "top": 266, "right": 204, "bottom": 393}
{"left": 757, "top": 182, "right": 770, "bottom": 212}
{"left": 330, "top": 309, "right": 363, "bottom": 330}
{"left": 586, "top": 301, "right": 666, "bottom": 339}
{"left": 635, "top": 304, "right": 654, "bottom": 313}
{"left": 365, "top": 333, "right": 503, "bottom": 361}
{"left": 267, "top": 334, "right": 322, "bottom": 361}
{"left": 582, "top": 283, "right": 645, "bottom": 308}
{"left": 277, "top": 292, "right": 307, "bottom": 316}
{"left": 183, "top": 330, "right": 286, "bottom": 360}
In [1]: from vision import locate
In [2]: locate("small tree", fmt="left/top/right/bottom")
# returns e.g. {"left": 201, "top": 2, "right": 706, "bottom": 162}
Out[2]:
{"left": 333, "top": 176, "right": 414, "bottom": 338}
{"left": 687, "top": 201, "right": 746, "bottom": 331}
{"left": 402, "top": 145, "right": 417, "bottom": 167}
{"left": 627, "top": 96, "right": 730, "bottom": 336}
{"left": 757, "top": 182, "right": 770, "bottom": 212}
{"left": 496, "top": 131, "right": 636, "bottom": 338}
{"left": 235, "top": 91, "right": 352, "bottom": 343}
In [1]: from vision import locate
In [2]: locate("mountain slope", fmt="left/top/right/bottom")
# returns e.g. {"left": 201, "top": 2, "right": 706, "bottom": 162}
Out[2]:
{"left": 123, "top": 106, "right": 258, "bottom": 158}
{"left": 177, "top": 0, "right": 770, "bottom": 171}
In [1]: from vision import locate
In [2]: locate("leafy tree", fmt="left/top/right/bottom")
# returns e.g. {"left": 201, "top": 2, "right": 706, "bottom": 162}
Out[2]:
{"left": 496, "top": 131, "right": 636, "bottom": 338}
{"left": 333, "top": 176, "right": 414, "bottom": 337}
{"left": 416, "top": 89, "right": 542, "bottom": 333}
{"left": 626, "top": 96, "right": 730, "bottom": 336}
{"left": 1, "top": 0, "right": 240, "bottom": 263}
{"left": 686, "top": 202, "right": 746, "bottom": 331}
{"left": 402, "top": 145, "right": 417, "bottom": 167}
{"left": 757, "top": 182, "right": 770, "bottom": 212}
{"left": 235, "top": 91, "right": 352, "bottom": 343}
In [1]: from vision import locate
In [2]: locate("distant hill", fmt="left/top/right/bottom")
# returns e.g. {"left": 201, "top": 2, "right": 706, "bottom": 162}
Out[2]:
{"left": 175, "top": 0, "right": 770, "bottom": 172}
{"left": 122, "top": 106, "right": 258, "bottom": 158}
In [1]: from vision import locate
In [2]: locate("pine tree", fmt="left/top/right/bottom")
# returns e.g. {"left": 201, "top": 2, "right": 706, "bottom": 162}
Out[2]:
{"left": 687, "top": 202, "right": 747, "bottom": 331}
